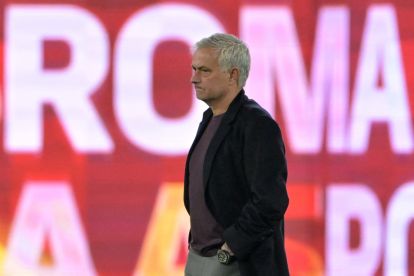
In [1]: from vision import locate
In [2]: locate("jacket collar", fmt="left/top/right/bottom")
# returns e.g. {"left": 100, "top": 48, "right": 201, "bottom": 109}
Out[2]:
{"left": 201, "top": 89, "right": 247, "bottom": 188}
{"left": 184, "top": 89, "right": 249, "bottom": 210}
{"left": 201, "top": 89, "right": 248, "bottom": 125}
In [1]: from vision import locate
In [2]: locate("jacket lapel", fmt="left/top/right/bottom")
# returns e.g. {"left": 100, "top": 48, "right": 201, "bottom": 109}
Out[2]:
{"left": 188, "top": 109, "right": 213, "bottom": 157}
{"left": 184, "top": 108, "right": 212, "bottom": 211}
{"left": 203, "top": 90, "right": 248, "bottom": 187}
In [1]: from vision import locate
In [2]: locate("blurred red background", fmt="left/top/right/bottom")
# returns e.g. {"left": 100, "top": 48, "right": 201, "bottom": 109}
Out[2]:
{"left": 0, "top": 0, "right": 413, "bottom": 275}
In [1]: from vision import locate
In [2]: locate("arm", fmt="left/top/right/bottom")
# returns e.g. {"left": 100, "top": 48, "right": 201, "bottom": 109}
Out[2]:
{"left": 222, "top": 115, "right": 289, "bottom": 260}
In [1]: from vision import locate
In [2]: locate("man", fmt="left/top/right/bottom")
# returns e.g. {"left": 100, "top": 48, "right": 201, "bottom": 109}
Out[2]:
{"left": 184, "top": 33, "right": 289, "bottom": 276}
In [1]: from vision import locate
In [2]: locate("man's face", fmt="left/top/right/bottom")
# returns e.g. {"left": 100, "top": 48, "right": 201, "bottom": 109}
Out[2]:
{"left": 191, "top": 47, "right": 231, "bottom": 105}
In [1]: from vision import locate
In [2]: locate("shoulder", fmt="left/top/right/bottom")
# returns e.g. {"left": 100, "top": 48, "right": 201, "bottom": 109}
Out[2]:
{"left": 236, "top": 98, "right": 286, "bottom": 153}
{"left": 238, "top": 98, "right": 278, "bottom": 127}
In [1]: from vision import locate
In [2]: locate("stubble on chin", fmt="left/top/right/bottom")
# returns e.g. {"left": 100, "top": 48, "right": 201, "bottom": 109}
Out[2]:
{"left": 196, "top": 93, "right": 212, "bottom": 106}
{"left": 195, "top": 89, "right": 206, "bottom": 100}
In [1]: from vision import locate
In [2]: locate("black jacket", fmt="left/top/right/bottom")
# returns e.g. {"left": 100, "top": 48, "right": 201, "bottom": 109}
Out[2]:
{"left": 184, "top": 90, "right": 289, "bottom": 275}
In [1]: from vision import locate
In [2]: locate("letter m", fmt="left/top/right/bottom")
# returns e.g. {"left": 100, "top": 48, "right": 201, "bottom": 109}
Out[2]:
{"left": 241, "top": 6, "right": 350, "bottom": 153}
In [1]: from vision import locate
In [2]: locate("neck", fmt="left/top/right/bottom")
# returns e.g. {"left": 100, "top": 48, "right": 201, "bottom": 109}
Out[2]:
{"left": 209, "top": 88, "right": 240, "bottom": 116}
{"left": 210, "top": 91, "right": 237, "bottom": 116}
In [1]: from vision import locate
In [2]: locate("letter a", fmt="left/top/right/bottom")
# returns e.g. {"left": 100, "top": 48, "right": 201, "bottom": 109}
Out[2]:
{"left": 3, "top": 181, "right": 96, "bottom": 275}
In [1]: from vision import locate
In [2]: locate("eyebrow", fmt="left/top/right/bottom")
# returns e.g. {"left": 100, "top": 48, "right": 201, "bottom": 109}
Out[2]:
{"left": 192, "top": 65, "right": 210, "bottom": 70}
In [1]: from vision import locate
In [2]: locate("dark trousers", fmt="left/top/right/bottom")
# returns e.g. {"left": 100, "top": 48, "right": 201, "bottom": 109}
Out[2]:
{"left": 185, "top": 248, "right": 240, "bottom": 276}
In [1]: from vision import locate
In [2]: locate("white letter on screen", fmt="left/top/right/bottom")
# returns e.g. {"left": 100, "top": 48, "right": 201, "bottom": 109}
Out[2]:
{"left": 326, "top": 184, "right": 382, "bottom": 276}
{"left": 349, "top": 5, "right": 413, "bottom": 154}
{"left": 384, "top": 181, "right": 414, "bottom": 276}
{"left": 4, "top": 181, "right": 96, "bottom": 275}
{"left": 114, "top": 3, "right": 224, "bottom": 155}
{"left": 5, "top": 5, "right": 113, "bottom": 153}
{"left": 241, "top": 6, "right": 350, "bottom": 153}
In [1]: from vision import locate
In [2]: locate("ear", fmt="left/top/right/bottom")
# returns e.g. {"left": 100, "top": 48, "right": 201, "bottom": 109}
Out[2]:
{"left": 229, "top": 68, "right": 240, "bottom": 86}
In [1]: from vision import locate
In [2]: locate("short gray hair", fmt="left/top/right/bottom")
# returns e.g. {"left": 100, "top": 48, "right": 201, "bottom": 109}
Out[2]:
{"left": 194, "top": 33, "right": 250, "bottom": 88}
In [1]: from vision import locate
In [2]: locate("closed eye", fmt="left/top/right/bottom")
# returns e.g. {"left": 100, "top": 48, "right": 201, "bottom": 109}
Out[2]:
{"left": 192, "top": 66, "right": 211, "bottom": 73}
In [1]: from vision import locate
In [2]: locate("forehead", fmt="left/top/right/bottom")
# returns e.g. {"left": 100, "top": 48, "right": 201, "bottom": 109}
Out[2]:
{"left": 191, "top": 47, "right": 219, "bottom": 68}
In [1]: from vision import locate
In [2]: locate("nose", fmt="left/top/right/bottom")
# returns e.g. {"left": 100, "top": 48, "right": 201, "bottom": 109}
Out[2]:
{"left": 191, "top": 70, "right": 200, "bottom": 84}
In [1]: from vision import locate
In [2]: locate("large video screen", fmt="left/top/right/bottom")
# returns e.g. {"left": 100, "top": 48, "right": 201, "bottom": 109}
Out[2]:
{"left": 0, "top": 0, "right": 413, "bottom": 275}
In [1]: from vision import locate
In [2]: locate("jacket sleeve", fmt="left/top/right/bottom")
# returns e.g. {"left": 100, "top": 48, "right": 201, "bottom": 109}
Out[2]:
{"left": 222, "top": 115, "right": 289, "bottom": 260}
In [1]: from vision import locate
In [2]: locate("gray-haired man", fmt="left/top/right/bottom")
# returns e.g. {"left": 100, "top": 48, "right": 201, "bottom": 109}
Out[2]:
{"left": 184, "top": 33, "right": 289, "bottom": 276}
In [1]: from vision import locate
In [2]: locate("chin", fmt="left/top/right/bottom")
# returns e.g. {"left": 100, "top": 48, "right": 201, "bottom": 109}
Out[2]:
{"left": 196, "top": 95, "right": 211, "bottom": 104}
{"left": 196, "top": 92, "right": 207, "bottom": 101}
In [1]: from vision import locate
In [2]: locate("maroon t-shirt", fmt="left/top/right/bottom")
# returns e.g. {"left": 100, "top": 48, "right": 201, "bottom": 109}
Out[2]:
{"left": 189, "top": 114, "right": 224, "bottom": 256}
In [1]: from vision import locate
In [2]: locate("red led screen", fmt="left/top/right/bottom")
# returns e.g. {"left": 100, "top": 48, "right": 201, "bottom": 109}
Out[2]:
{"left": 0, "top": 0, "right": 413, "bottom": 275}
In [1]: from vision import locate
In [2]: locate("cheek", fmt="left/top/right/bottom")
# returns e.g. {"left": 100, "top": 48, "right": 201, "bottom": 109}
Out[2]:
{"left": 207, "top": 75, "right": 223, "bottom": 84}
